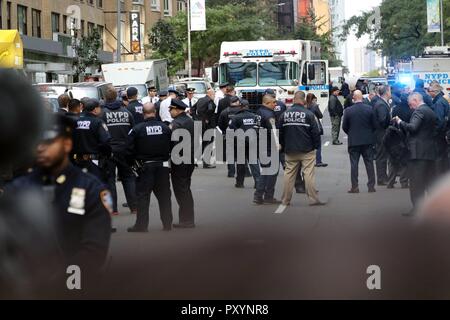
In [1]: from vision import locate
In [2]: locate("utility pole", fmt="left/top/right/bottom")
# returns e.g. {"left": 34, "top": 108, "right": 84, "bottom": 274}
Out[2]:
{"left": 441, "top": 0, "right": 445, "bottom": 46}
{"left": 187, "top": 0, "right": 192, "bottom": 78}
{"left": 117, "top": 0, "right": 121, "bottom": 63}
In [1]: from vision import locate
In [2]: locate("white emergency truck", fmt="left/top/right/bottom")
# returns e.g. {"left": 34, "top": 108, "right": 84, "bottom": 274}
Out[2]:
{"left": 213, "top": 40, "right": 329, "bottom": 111}
{"left": 101, "top": 60, "right": 169, "bottom": 96}
{"left": 397, "top": 46, "right": 450, "bottom": 93}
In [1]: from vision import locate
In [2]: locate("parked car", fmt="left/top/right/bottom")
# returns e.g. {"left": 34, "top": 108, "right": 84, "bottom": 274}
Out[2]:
{"left": 67, "top": 82, "right": 112, "bottom": 101}
{"left": 33, "top": 83, "right": 70, "bottom": 96}
{"left": 173, "top": 78, "right": 212, "bottom": 99}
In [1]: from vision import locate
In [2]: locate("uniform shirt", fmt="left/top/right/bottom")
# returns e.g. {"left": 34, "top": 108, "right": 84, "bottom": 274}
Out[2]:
{"left": 102, "top": 101, "right": 135, "bottom": 154}
{"left": 127, "top": 100, "right": 144, "bottom": 124}
{"left": 6, "top": 163, "right": 112, "bottom": 268}
{"left": 182, "top": 97, "right": 198, "bottom": 114}
{"left": 127, "top": 117, "right": 172, "bottom": 162}
{"left": 171, "top": 113, "right": 195, "bottom": 164}
{"left": 279, "top": 104, "right": 321, "bottom": 154}
{"left": 274, "top": 100, "right": 287, "bottom": 122}
{"left": 159, "top": 97, "right": 174, "bottom": 124}
{"left": 141, "top": 96, "right": 159, "bottom": 105}
{"left": 72, "top": 112, "right": 112, "bottom": 156}
{"left": 214, "top": 89, "right": 225, "bottom": 111}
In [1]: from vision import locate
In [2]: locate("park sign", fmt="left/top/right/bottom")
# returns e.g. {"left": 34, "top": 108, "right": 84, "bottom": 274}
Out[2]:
{"left": 190, "top": 0, "right": 206, "bottom": 31}
{"left": 130, "top": 12, "right": 141, "bottom": 54}
{"left": 427, "top": 0, "right": 441, "bottom": 33}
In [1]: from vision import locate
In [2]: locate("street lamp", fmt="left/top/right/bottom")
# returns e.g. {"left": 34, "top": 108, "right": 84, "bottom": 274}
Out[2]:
{"left": 178, "top": 0, "right": 192, "bottom": 78}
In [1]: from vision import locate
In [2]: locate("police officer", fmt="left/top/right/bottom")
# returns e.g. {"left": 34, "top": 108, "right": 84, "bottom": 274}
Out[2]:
{"left": 219, "top": 96, "right": 242, "bottom": 178}
{"left": 229, "top": 99, "right": 261, "bottom": 189}
{"left": 127, "top": 87, "right": 144, "bottom": 124}
{"left": 7, "top": 114, "right": 112, "bottom": 271}
{"left": 195, "top": 88, "right": 217, "bottom": 168}
{"left": 159, "top": 88, "right": 179, "bottom": 125}
{"left": 328, "top": 87, "right": 344, "bottom": 145}
{"left": 254, "top": 95, "right": 281, "bottom": 205}
{"left": 169, "top": 99, "right": 196, "bottom": 228}
{"left": 102, "top": 86, "right": 137, "bottom": 215}
{"left": 126, "top": 103, "right": 173, "bottom": 232}
{"left": 182, "top": 87, "right": 198, "bottom": 116}
{"left": 142, "top": 86, "right": 159, "bottom": 105}
{"left": 279, "top": 91, "right": 325, "bottom": 207}
{"left": 67, "top": 99, "right": 81, "bottom": 120}
{"left": 72, "top": 98, "right": 112, "bottom": 183}
{"left": 264, "top": 89, "right": 287, "bottom": 122}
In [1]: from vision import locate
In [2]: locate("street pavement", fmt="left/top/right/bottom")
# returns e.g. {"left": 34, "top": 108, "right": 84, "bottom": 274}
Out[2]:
{"left": 97, "top": 113, "right": 450, "bottom": 300}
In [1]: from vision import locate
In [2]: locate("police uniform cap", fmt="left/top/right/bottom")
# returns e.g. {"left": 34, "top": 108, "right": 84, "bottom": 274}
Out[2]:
{"left": 264, "top": 89, "right": 276, "bottom": 96}
{"left": 241, "top": 99, "right": 250, "bottom": 107}
{"left": 219, "top": 82, "right": 229, "bottom": 88}
{"left": 84, "top": 98, "right": 101, "bottom": 112}
{"left": 169, "top": 99, "right": 188, "bottom": 110}
{"left": 185, "top": 88, "right": 196, "bottom": 93}
{"left": 42, "top": 114, "right": 75, "bottom": 141}
{"left": 158, "top": 90, "right": 168, "bottom": 97}
{"left": 148, "top": 86, "right": 157, "bottom": 91}
{"left": 127, "top": 87, "right": 139, "bottom": 97}
{"left": 168, "top": 88, "right": 180, "bottom": 95}
{"left": 230, "top": 96, "right": 241, "bottom": 104}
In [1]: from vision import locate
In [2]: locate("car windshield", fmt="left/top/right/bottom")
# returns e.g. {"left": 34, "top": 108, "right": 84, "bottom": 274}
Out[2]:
{"left": 71, "top": 87, "right": 99, "bottom": 99}
{"left": 220, "top": 62, "right": 257, "bottom": 87}
{"left": 177, "top": 82, "right": 207, "bottom": 94}
{"left": 258, "top": 62, "right": 298, "bottom": 86}
{"left": 127, "top": 84, "right": 148, "bottom": 99}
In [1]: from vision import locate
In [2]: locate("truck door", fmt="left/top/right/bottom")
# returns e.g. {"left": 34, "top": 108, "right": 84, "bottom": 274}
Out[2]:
{"left": 300, "top": 60, "right": 329, "bottom": 113}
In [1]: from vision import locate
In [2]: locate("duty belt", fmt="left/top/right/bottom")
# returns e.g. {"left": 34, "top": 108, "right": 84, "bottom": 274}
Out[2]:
{"left": 73, "top": 154, "right": 99, "bottom": 161}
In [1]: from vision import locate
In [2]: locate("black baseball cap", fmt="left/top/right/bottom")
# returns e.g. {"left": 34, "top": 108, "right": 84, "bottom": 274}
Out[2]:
{"left": 169, "top": 99, "right": 188, "bottom": 110}
{"left": 127, "top": 87, "right": 138, "bottom": 97}
{"left": 158, "top": 90, "right": 168, "bottom": 97}
{"left": 264, "top": 89, "right": 276, "bottom": 96}
{"left": 84, "top": 98, "right": 101, "bottom": 112}
{"left": 230, "top": 96, "right": 241, "bottom": 104}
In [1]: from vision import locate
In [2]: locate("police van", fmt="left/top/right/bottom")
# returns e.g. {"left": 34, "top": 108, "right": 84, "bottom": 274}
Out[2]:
{"left": 213, "top": 40, "right": 329, "bottom": 112}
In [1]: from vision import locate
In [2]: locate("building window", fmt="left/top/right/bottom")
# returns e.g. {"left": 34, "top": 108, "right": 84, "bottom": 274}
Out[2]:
{"left": 80, "top": 19, "right": 85, "bottom": 37}
{"left": 32, "top": 9, "right": 41, "bottom": 38}
{"left": 7, "top": 1, "right": 11, "bottom": 29}
{"left": 97, "top": 0, "right": 103, "bottom": 8}
{"left": 17, "top": 5, "right": 27, "bottom": 36}
{"left": 97, "top": 25, "right": 104, "bottom": 49}
{"left": 51, "top": 12, "right": 60, "bottom": 33}
{"left": 163, "top": 0, "right": 170, "bottom": 15}
{"left": 88, "top": 0, "right": 94, "bottom": 5}
{"left": 63, "top": 15, "right": 68, "bottom": 34}
{"left": 177, "top": 0, "right": 185, "bottom": 12}
{"left": 88, "top": 22, "right": 95, "bottom": 36}
{"left": 151, "top": 0, "right": 159, "bottom": 11}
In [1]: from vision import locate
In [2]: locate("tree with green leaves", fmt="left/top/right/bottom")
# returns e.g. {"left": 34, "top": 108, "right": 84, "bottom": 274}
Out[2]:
{"left": 340, "top": 0, "right": 450, "bottom": 62}
{"left": 73, "top": 28, "right": 102, "bottom": 82}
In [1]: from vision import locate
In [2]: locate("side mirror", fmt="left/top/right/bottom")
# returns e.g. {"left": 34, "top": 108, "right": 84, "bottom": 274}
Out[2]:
{"left": 308, "top": 64, "right": 315, "bottom": 81}
{"left": 212, "top": 66, "right": 218, "bottom": 83}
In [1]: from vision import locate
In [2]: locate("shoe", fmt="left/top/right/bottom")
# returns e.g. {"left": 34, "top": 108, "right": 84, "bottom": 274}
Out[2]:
{"left": 127, "top": 226, "right": 148, "bottom": 233}
{"left": 348, "top": 188, "right": 359, "bottom": 193}
{"left": 309, "top": 201, "right": 327, "bottom": 206}
{"left": 122, "top": 203, "right": 129, "bottom": 208}
{"left": 264, "top": 198, "right": 282, "bottom": 205}
{"left": 227, "top": 173, "right": 234, "bottom": 178}
{"left": 111, "top": 211, "right": 120, "bottom": 216}
{"left": 173, "top": 223, "right": 196, "bottom": 229}
{"left": 332, "top": 141, "right": 343, "bottom": 145}
{"left": 296, "top": 188, "right": 306, "bottom": 194}
{"left": 253, "top": 198, "right": 264, "bottom": 205}
{"left": 315, "top": 163, "right": 328, "bottom": 167}
{"left": 235, "top": 184, "right": 244, "bottom": 188}
{"left": 368, "top": 187, "right": 376, "bottom": 193}
{"left": 111, "top": 227, "right": 117, "bottom": 233}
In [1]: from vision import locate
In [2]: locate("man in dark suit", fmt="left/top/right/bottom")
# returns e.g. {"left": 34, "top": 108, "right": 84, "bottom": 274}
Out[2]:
{"left": 373, "top": 85, "right": 392, "bottom": 186}
{"left": 393, "top": 92, "right": 438, "bottom": 215}
{"left": 328, "top": 87, "right": 344, "bottom": 145}
{"left": 342, "top": 90, "right": 377, "bottom": 193}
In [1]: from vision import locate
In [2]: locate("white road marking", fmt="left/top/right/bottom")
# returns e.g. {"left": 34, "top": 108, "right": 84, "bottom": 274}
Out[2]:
{"left": 324, "top": 141, "right": 330, "bottom": 147}
{"left": 274, "top": 205, "right": 287, "bottom": 214}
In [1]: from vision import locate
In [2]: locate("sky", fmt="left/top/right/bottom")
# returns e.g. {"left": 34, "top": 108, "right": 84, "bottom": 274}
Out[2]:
{"left": 344, "top": 0, "right": 382, "bottom": 75}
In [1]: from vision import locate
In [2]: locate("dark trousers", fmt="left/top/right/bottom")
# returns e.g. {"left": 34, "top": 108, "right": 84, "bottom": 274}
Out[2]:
{"left": 330, "top": 115, "right": 341, "bottom": 143}
{"left": 408, "top": 159, "right": 435, "bottom": 208}
{"left": 254, "top": 162, "right": 279, "bottom": 201}
{"left": 236, "top": 163, "right": 260, "bottom": 187}
{"left": 135, "top": 163, "right": 173, "bottom": 229}
{"left": 171, "top": 164, "right": 195, "bottom": 224}
{"left": 106, "top": 154, "right": 137, "bottom": 212}
{"left": 436, "top": 136, "right": 449, "bottom": 175}
{"left": 348, "top": 144, "right": 376, "bottom": 189}
{"left": 375, "top": 131, "right": 388, "bottom": 184}
{"left": 387, "top": 161, "right": 408, "bottom": 186}
{"left": 316, "top": 136, "right": 323, "bottom": 164}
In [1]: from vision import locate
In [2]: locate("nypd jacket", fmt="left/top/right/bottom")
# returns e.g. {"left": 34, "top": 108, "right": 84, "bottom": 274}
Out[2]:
{"left": 127, "top": 100, "right": 144, "bottom": 124}
{"left": 126, "top": 118, "right": 172, "bottom": 162}
{"left": 171, "top": 113, "right": 195, "bottom": 163}
{"left": 431, "top": 92, "right": 450, "bottom": 134}
{"left": 279, "top": 104, "right": 321, "bottom": 154}
{"left": 72, "top": 113, "right": 111, "bottom": 156}
{"left": 102, "top": 101, "right": 135, "bottom": 154}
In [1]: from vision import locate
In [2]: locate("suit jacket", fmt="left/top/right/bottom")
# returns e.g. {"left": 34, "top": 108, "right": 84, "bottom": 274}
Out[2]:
{"left": 342, "top": 102, "right": 377, "bottom": 147}
{"left": 399, "top": 104, "right": 438, "bottom": 160}
{"left": 373, "top": 98, "right": 391, "bottom": 141}
{"left": 328, "top": 94, "right": 343, "bottom": 117}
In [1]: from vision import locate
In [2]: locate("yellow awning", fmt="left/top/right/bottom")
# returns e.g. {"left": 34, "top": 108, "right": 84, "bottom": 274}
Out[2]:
{"left": 0, "top": 30, "right": 24, "bottom": 69}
